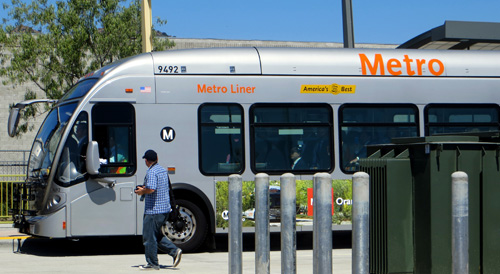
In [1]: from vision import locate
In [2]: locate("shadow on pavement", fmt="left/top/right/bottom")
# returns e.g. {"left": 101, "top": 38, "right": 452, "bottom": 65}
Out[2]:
{"left": 19, "top": 230, "right": 351, "bottom": 256}
{"left": 20, "top": 236, "right": 144, "bottom": 256}
{"left": 212, "top": 230, "right": 352, "bottom": 252}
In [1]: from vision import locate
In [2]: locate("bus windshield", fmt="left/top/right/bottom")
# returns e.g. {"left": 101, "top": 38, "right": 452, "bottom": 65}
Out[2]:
{"left": 28, "top": 103, "right": 78, "bottom": 179}
{"left": 28, "top": 79, "right": 98, "bottom": 179}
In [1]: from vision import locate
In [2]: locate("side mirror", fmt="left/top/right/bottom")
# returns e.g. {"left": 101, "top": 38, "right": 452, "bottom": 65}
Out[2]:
{"left": 86, "top": 141, "right": 100, "bottom": 175}
{"left": 8, "top": 99, "right": 58, "bottom": 137}
{"left": 86, "top": 141, "right": 116, "bottom": 188}
{"left": 7, "top": 107, "right": 21, "bottom": 137}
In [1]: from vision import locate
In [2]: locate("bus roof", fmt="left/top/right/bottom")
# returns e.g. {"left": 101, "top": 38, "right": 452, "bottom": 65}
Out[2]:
{"left": 154, "top": 47, "right": 500, "bottom": 77}
{"left": 84, "top": 47, "right": 500, "bottom": 81}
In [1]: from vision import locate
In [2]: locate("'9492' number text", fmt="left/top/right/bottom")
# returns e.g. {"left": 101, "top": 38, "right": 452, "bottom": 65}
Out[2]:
{"left": 158, "top": 66, "right": 179, "bottom": 74}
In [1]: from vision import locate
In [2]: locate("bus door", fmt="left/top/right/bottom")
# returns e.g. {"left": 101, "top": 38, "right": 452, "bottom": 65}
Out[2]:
{"left": 66, "top": 103, "right": 137, "bottom": 236}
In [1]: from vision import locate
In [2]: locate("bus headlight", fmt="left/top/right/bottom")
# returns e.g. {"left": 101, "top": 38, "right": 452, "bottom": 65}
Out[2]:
{"left": 47, "top": 196, "right": 59, "bottom": 209}
{"left": 52, "top": 195, "right": 61, "bottom": 205}
{"left": 46, "top": 193, "right": 66, "bottom": 212}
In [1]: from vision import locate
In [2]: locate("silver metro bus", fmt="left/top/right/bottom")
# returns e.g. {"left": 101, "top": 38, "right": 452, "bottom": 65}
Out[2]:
{"left": 8, "top": 48, "right": 500, "bottom": 251}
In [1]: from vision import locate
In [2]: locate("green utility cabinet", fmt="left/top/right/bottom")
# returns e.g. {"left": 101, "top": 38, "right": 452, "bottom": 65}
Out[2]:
{"left": 360, "top": 134, "right": 500, "bottom": 274}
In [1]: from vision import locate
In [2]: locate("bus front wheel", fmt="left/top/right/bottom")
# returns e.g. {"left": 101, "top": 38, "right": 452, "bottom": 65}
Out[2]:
{"left": 162, "top": 199, "right": 207, "bottom": 252}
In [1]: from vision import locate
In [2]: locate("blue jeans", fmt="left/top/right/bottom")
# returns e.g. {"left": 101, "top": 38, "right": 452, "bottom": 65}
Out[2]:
{"left": 143, "top": 213, "right": 178, "bottom": 266}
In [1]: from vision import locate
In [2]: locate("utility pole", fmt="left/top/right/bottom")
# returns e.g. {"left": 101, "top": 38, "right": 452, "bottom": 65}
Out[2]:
{"left": 141, "top": 0, "right": 153, "bottom": 53}
{"left": 342, "top": 0, "right": 355, "bottom": 48}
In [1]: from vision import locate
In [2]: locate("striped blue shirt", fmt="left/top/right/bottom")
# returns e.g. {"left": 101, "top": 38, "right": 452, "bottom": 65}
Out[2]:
{"left": 144, "top": 163, "right": 171, "bottom": 215}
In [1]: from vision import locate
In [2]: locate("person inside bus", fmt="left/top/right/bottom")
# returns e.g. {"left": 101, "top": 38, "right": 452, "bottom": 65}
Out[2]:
{"left": 75, "top": 123, "right": 88, "bottom": 156}
{"left": 345, "top": 131, "right": 371, "bottom": 169}
{"left": 66, "top": 121, "right": 88, "bottom": 173}
{"left": 65, "top": 128, "right": 79, "bottom": 165}
{"left": 57, "top": 119, "right": 88, "bottom": 185}
{"left": 290, "top": 147, "right": 308, "bottom": 170}
{"left": 106, "top": 136, "right": 126, "bottom": 163}
{"left": 105, "top": 136, "right": 128, "bottom": 174}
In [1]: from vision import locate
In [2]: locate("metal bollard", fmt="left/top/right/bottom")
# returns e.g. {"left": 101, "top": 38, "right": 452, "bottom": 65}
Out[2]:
{"left": 228, "top": 174, "right": 243, "bottom": 274}
{"left": 281, "top": 173, "right": 297, "bottom": 274}
{"left": 255, "top": 173, "right": 270, "bottom": 274}
{"left": 313, "top": 173, "right": 333, "bottom": 274}
{"left": 352, "top": 172, "right": 370, "bottom": 274}
{"left": 452, "top": 171, "right": 469, "bottom": 274}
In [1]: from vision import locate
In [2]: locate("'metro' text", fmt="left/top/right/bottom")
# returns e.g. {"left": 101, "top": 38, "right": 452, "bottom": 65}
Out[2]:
{"left": 359, "top": 53, "right": 445, "bottom": 76}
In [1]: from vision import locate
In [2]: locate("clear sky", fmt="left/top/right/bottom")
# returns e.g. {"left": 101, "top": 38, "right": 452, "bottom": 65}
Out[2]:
{"left": 2, "top": 0, "right": 500, "bottom": 45}
{"left": 153, "top": 0, "right": 500, "bottom": 45}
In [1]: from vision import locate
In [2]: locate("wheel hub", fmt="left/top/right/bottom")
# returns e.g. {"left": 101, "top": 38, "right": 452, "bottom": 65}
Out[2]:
{"left": 162, "top": 207, "right": 197, "bottom": 243}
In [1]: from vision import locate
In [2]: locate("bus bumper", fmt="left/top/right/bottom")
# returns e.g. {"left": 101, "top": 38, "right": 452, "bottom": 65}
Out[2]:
{"left": 25, "top": 207, "right": 67, "bottom": 238}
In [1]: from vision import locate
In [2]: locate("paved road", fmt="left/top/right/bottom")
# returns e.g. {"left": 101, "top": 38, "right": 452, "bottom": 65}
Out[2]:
{"left": 0, "top": 224, "right": 352, "bottom": 273}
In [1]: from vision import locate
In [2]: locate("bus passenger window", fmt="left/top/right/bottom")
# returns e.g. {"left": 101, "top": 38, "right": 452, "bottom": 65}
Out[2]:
{"left": 198, "top": 104, "right": 244, "bottom": 175}
{"left": 425, "top": 104, "right": 500, "bottom": 135}
{"left": 339, "top": 104, "right": 419, "bottom": 173}
{"left": 250, "top": 104, "right": 333, "bottom": 175}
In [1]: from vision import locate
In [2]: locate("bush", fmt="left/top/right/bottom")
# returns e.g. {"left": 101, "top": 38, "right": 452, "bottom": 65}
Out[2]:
{"left": 332, "top": 180, "right": 352, "bottom": 224}
{"left": 216, "top": 178, "right": 353, "bottom": 227}
{"left": 297, "top": 179, "right": 352, "bottom": 224}
{"left": 215, "top": 180, "right": 258, "bottom": 228}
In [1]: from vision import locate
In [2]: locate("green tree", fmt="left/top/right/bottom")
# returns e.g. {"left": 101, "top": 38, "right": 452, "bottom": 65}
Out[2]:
{"left": 0, "top": 0, "right": 174, "bottom": 135}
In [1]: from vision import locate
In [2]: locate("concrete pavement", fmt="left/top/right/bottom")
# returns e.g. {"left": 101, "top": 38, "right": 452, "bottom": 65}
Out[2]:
{"left": 0, "top": 224, "right": 352, "bottom": 273}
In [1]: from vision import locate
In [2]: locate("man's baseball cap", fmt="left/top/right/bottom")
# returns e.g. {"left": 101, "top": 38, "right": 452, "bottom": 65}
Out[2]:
{"left": 142, "top": 149, "right": 157, "bottom": 161}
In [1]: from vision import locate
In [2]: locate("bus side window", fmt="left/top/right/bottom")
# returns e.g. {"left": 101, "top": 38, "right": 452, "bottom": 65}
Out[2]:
{"left": 339, "top": 104, "right": 419, "bottom": 173}
{"left": 250, "top": 104, "right": 333, "bottom": 174}
{"left": 198, "top": 104, "right": 244, "bottom": 175}
{"left": 425, "top": 104, "right": 500, "bottom": 135}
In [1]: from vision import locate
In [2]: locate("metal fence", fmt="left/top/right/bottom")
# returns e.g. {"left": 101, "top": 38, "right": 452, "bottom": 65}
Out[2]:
{"left": 0, "top": 150, "right": 28, "bottom": 219}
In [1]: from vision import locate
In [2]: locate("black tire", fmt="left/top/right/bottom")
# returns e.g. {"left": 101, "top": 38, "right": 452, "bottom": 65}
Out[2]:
{"left": 162, "top": 199, "right": 207, "bottom": 252}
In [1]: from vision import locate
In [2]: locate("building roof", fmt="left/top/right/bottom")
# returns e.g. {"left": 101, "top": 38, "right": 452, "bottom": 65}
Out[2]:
{"left": 169, "top": 38, "right": 397, "bottom": 50}
{"left": 398, "top": 21, "right": 500, "bottom": 50}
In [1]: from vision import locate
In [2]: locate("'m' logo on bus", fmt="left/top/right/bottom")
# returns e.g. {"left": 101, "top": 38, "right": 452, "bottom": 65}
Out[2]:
{"left": 161, "top": 127, "right": 176, "bottom": 142}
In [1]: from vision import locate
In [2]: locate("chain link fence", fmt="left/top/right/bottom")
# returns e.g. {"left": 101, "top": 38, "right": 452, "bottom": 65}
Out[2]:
{"left": 0, "top": 150, "right": 29, "bottom": 220}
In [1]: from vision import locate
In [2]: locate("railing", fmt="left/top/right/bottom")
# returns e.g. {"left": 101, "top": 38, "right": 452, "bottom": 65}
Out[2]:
{"left": 0, "top": 150, "right": 29, "bottom": 220}
{"left": 0, "top": 175, "right": 26, "bottom": 218}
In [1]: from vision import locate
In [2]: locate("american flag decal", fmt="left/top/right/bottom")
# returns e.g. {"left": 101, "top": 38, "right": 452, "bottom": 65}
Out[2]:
{"left": 140, "top": 86, "right": 151, "bottom": 93}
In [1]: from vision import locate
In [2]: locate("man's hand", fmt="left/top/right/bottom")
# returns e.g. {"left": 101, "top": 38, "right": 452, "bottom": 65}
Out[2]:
{"left": 134, "top": 185, "right": 144, "bottom": 195}
{"left": 135, "top": 185, "right": 154, "bottom": 195}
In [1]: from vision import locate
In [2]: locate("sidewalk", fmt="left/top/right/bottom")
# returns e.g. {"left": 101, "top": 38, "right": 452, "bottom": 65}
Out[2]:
{"left": 0, "top": 246, "right": 351, "bottom": 274}
{"left": 0, "top": 224, "right": 352, "bottom": 274}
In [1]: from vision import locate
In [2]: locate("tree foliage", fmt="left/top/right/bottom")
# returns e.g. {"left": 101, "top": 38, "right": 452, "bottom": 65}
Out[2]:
{"left": 0, "top": 0, "right": 174, "bottom": 135}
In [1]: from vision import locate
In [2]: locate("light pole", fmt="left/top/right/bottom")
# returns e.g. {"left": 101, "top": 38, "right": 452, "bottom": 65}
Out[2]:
{"left": 141, "top": 0, "right": 153, "bottom": 52}
{"left": 342, "top": 0, "right": 355, "bottom": 48}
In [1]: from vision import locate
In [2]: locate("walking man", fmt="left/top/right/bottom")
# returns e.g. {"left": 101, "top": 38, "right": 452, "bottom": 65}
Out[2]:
{"left": 135, "top": 149, "right": 182, "bottom": 270}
